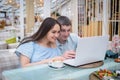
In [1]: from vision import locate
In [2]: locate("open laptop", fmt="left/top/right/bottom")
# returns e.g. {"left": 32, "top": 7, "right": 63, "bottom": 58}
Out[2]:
{"left": 64, "top": 35, "right": 109, "bottom": 67}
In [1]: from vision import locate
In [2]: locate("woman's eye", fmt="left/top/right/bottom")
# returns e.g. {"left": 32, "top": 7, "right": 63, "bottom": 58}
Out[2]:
{"left": 52, "top": 31, "right": 56, "bottom": 33}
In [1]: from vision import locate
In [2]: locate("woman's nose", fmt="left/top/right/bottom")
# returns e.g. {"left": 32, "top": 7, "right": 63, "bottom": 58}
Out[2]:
{"left": 55, "top": 33, "right": 59, "bottom": 37}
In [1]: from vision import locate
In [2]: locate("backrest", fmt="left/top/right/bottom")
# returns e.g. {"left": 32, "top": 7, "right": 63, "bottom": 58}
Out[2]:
{"left": 0, "top": 49, "right": 20, "bottom": 80}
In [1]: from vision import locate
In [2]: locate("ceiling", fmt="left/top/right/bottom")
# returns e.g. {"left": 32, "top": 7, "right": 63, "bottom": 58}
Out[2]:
{"left": 0, "top": 0, "right": 21, "bottom": 12}
{"left": 0, "top": 0, "right": 70, "bottom": 14}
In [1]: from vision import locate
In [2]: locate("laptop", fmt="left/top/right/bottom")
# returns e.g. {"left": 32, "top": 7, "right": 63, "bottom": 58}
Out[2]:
{"left": 64, "top": 35, "right": 109, "bottom": 67}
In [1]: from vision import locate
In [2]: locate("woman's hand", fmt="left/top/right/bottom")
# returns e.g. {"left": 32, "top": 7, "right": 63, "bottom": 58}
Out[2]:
{"left": 51, "top": 56, "right": 65, "bottom": 61}
{"left": 62, "top": 50, "right": 76, "bottom": 59}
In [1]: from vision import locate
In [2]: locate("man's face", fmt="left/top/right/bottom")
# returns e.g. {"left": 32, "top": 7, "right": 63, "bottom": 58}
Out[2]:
{"left": 59, "top": 25, "right": 71, "bottom": 41}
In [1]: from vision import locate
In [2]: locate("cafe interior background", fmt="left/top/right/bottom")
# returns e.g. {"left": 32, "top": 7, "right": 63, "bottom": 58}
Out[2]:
{"left": 0, "top": 0, "right": 120, "bottom": 79}
{"left": 0, "top": 0, "right": 120, "bottom": 41}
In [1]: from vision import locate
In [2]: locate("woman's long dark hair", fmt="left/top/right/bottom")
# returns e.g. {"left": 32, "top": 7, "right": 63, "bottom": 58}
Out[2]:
{"left": 19, "top": 17, "right": 61, "bottom": 46}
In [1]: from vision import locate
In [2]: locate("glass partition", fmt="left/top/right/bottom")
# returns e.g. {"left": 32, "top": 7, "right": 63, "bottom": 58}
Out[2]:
{"left": 78, "top": 0, "right": 120, "bottom": 40}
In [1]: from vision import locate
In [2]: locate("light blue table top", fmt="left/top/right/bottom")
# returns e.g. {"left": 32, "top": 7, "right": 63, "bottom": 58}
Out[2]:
{"left": 2, "top": 58, "right": 120, "bottom": 80}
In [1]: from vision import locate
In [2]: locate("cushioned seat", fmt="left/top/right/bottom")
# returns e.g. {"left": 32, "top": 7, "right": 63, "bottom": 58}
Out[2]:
{"left": 0, "top": 49, "right": 20, "bottom": 80}
{"left": 0, "top": 41, "right": 7, "bottom": 50}
{"left": 8, "top": 43, "right": 19, "bottom": 49}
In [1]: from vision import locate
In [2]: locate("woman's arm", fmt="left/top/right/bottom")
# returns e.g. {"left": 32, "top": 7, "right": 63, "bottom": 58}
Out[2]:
{"left": 20, "top": 54, "right": 65, "bottom": 67}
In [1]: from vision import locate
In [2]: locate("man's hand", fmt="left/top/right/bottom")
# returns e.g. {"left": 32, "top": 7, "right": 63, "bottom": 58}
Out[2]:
{"left": 62, "top": 50, "right": 75, "bottom": 59}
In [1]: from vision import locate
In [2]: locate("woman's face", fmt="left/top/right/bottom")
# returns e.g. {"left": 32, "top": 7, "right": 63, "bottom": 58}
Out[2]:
{"left": 46, "top": 24, "right": 60, "bottom": 43}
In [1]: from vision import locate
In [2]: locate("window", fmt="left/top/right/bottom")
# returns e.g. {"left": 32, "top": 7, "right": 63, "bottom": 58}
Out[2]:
{"left": 78, "top": 0, "right": 120, "bottom": 40}
{"left": 0, "top": 11, "right": 6, "bottom": 18}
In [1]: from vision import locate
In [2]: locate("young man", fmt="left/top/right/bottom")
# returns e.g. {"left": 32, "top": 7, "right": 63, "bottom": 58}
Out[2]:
{"left": 56, "top": 16, "right": 80, "bottom": 59}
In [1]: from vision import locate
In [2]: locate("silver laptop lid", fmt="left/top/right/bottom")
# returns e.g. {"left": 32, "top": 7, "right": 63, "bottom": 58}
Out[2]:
{"left": 64, "top": 35, "right": 109, "bottom": 66}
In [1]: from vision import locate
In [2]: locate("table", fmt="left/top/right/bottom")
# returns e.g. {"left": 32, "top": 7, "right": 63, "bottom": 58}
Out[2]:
{"left": 2, "top": 58, "right": 120, "bottom": 80}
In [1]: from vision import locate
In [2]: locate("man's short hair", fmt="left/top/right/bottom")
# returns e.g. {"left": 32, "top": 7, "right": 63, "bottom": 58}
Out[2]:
{"left": 57, "top": 16, "right": 72, "bottom": 26}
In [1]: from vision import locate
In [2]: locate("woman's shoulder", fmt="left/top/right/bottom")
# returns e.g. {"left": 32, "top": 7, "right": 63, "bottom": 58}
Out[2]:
{"left": 15, "top": 41, "right": 35, "bottom": 58}
{"left": 18, "top": 41, "right": 36, "bottom": 48}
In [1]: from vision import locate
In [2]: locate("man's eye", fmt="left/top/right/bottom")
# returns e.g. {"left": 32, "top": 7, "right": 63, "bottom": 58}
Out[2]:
{"left": 61, "top": 30, "right": 65, "bottom": 32}
{"left": 67, "top": 30, "right": 71, "bottom": 32}
{"left": 61, "top": 30, "right": 70, "bottom": 32}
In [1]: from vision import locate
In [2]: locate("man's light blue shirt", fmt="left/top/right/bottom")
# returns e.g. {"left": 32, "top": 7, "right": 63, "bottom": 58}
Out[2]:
{"left": 56, "top": 33, "right": 79, "bottom": 54}
{"left": 15, "top": 41, "right": 61, "bottom": 63}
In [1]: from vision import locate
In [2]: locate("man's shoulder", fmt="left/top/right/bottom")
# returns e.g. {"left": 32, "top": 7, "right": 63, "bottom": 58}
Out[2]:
{"left": 68, "top": 33, "right": 79, "bottom": 43}
{"left": 69, "top": 33, "right": 79, "bottom": 38}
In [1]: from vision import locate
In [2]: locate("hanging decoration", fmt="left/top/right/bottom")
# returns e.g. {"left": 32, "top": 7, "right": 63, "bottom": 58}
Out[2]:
{"left": 4, "top": 0, "right": 20, "bottom": 8}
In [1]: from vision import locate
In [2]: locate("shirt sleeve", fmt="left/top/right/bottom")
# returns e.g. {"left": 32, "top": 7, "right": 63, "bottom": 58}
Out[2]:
{"left": 70, "top": 33, "right": 80, "bottom": 50}
{"left": 70, "top": 33, "right": 79, "bottom": 43}
{"left": 15, "top": 42, "right": 34, "bottom": 59}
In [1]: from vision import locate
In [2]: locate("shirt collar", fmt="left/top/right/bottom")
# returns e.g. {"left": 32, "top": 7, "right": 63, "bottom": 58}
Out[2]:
{"left": 56, "top": 39, "right": 68, "bottom": 46}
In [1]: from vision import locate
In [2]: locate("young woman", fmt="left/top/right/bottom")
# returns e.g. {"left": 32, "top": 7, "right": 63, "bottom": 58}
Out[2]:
{"left": 15, "top": 17, "right": 65, "bottom": 67}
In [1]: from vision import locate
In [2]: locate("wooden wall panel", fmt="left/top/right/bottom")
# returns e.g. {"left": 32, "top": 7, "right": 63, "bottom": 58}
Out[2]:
{"left": 81, "top": 21, "right": 102, "bottom": 37}
{"left": 25, "top": 0, "right": 35, "bottom": 34}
